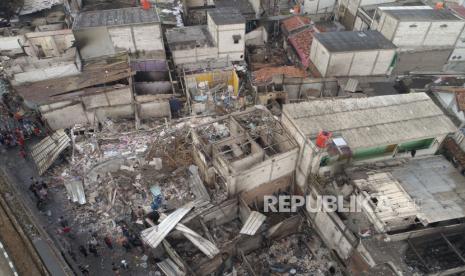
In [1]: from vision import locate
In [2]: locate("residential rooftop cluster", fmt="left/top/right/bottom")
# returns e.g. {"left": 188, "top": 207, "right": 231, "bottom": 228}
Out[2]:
{"left": 1, "top": 0, "right": 465, "bottom": 275}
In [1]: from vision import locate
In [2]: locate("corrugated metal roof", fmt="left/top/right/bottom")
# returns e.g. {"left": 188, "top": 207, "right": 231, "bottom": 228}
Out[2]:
{"left": 384, "top": 8, "right": 460, "bottom": 21}
{"left": 283, "top": 93, "right": 457, "bottom": 149}
{"left": 240, "top": 211, "right": 266, "bottom": 235}
{"left": 208, "top": 7, "right": 245, "bottom": 25}
{"left": 31, "top": 129, "right": 71, "bottom": 175}
{"left": 159, "top": 213, "right": 219, "bottom": 259}
{"left": 314, "top": 31, "right": 396, "bottom": 52}
{"left": 73, "top": 7, "right": 160, "bottom": 30}
{"left": 141, "top": 202, "right": 194, "bottom": 249}
{"left": 157, "top": 258, "right": 186, "bottom": 276}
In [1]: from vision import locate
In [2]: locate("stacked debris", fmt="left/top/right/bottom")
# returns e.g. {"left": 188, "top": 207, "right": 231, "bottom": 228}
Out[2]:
{"left": 46, "top": 118, "right": 221, "bottom": 234}
{"left": 252, "top": 66, "right": 307, "bottom": 85}
{"left": 241, "top": 232, "right": 341, "bottom": 275}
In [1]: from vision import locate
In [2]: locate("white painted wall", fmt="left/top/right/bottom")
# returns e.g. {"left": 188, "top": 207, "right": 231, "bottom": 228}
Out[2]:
{"left": 14, "top": 63, "right": 80, "bottom": 84}
{"left": 310, "top": 40, "right": 331, "bottom": 76}
{"left": 450, "top": 47, "right": 465, "bottom": 61}
{"left": 348, "top": 51, "right": 379, "bottom": 75}
{"left": 217, "top": 24, "right": 246, "bottom": 61}
{"left": 172, "top": 46, "right": 219, "bottom": 64}
{"left": 376, "top": 13, "right": 465, "bottom": 48}
{"left": 303, "top": 0, "right": 336, "bottom": 15}
{"left": 207, "top": 13, "right": 245, "bottom": 61}
{"left": 311, "top": 38, "right": 395, "bottom": 77}
{"left": 107, "top": 24, "right": 165, "bottom": 58}
{"left": 327, "top": 53, "right": 353, "bottom": 76}
{"left": 232, "top": 149, "right": 298, "bottom": 194}
{"left": 423, "top": 21, "right": 465, "bottom": 47}
{"left": 133, "top": 24, "right": 164, "bottom": 52}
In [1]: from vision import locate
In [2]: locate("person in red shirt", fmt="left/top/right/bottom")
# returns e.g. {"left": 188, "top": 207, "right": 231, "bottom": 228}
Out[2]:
{"left": 17, "top": 136, "right": 24, "bottom": 147}
{"left": 19, "top": 147, "right": 26, "bottom": 159}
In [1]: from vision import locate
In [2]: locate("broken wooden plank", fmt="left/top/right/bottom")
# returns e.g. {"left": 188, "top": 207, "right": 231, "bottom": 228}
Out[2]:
{"left": 240, "top": 211, "right": 266, "bottom": 236}
{"left": 141, "top": 202, "right": 194, "bottom": 249}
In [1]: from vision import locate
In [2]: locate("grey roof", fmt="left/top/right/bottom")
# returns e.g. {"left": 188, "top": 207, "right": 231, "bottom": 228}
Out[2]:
{"left": 73, "top": 7, "right": 160, "bottom": 30}
{"left": 208, "top": 7, "right": 246, "bottom": 25}
{"left": 384, "top": 8, "right": 460, "bottom": 21}
{"left": 283, "top": 93, "right": 457, "bottom": 149}
{"left": 215, "top": 0, "right": 255, "bottom": 19}
{"left": 166, "top": 25, "right": 215, "bottom": 50}
{"left": 314, "top": 31, "right": 396, "bottom": 52}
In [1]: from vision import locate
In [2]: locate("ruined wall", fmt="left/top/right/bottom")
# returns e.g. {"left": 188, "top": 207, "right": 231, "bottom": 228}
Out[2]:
{"left": 229, "top": 148, "right": 298, "bottom": 194}
{"left": 137, "top": 99, "right": 171, "bottom": 119}
{"left": 281, "top": 111, "right": 321, "bottom": 188}
{"left": 171, "top": 46, "right": 219, "bottom": 65}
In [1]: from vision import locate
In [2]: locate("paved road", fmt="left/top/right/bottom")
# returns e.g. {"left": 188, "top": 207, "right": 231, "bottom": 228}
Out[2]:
{"left": 1, "top": 143, "right": 157, "bottom": 276}
{"left": 0, "top": 242, "right": 16, "bottom": 276}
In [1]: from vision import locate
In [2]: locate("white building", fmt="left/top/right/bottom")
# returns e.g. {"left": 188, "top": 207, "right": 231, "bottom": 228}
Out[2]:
{"left": 207, "top": 8, "right": 246, "bottom": 61}
{"left": 302, "top": 0, "right": 337, "bottom": 21}
{"left": 310, "top": 30, "right": 397, "bottom": 77}
{"left": 373, "top": 7, "right": 465, "bottom": 48}
{"left": 336, "top": 0, "right": 396, "bottom": 29}
{"left": 167, "top": 8, "right": 246, "bottom": 66}
{"left": 72, "top": 7, "right": 165, "bottom": 60}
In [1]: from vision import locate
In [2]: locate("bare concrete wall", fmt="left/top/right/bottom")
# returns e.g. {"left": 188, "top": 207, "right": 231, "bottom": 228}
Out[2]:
{"left": 138, "top": 101, "right": 171, "bottom": 119}
{"left": 231, "top": 148, "right": 298, "bottom": 194}
{"left": 42, "top": 103, "right": 89, "bottom": 130}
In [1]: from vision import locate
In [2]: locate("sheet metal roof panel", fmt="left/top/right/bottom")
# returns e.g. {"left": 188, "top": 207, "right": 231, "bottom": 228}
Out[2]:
{"left": 73, "top": 7, "right": 160, "bottom": 30}
{"left": 240, "top": 211, "right": 266, "bottom": 235}
{"left": 208, "top": 7, "right": 246, "bottom": 25}
{"left": 283, "top": 93, "right": 457, "bottom": 149}
{"left": 141, "top": 202, "right": 194, "bottom": 249}
{"left": 384, "top": 8, "right": 461, "bottom": 21}
{"left": 313, "top": 31, "right": 397, "bottom": 52}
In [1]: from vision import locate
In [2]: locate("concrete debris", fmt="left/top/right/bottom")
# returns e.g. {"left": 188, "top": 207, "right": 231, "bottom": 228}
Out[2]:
{"left": 240, "top": 232, "right": 342, "bottom": 275}
{"left": 252, "top": 66, "right": 307, "bottom": 84}
{"left": 63, "top": 177, "right": 86, "bottom": 205}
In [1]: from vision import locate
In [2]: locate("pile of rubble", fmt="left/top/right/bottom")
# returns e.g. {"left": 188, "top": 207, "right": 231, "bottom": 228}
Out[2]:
{"left": 241, "top": 232, "right": 341, "bottom": 275}
{"left": 46, "top": 117, "right": 218, "bottom": 234}
{"left": 252, "top": 66, "right": 307, "bottom": 84}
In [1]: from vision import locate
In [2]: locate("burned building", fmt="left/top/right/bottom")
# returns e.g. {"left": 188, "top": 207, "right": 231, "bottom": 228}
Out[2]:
{"left": 192, "top": 107, "right": 298, "bottom": 202}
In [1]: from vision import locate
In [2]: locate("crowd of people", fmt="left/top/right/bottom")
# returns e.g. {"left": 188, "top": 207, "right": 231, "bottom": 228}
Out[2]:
{"left": 0, "top": 111, "right": 43, "bottom": 158}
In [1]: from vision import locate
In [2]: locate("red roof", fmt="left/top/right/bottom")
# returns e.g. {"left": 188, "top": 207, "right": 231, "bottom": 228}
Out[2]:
{"left": 448, "top": 3, "right": 465, "bottom": 19}
{"left": 282, "top": 16, "right": 311, "bottom": 33}
{"left": 288, "top": 28, "right": 315, "bottom": 68}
